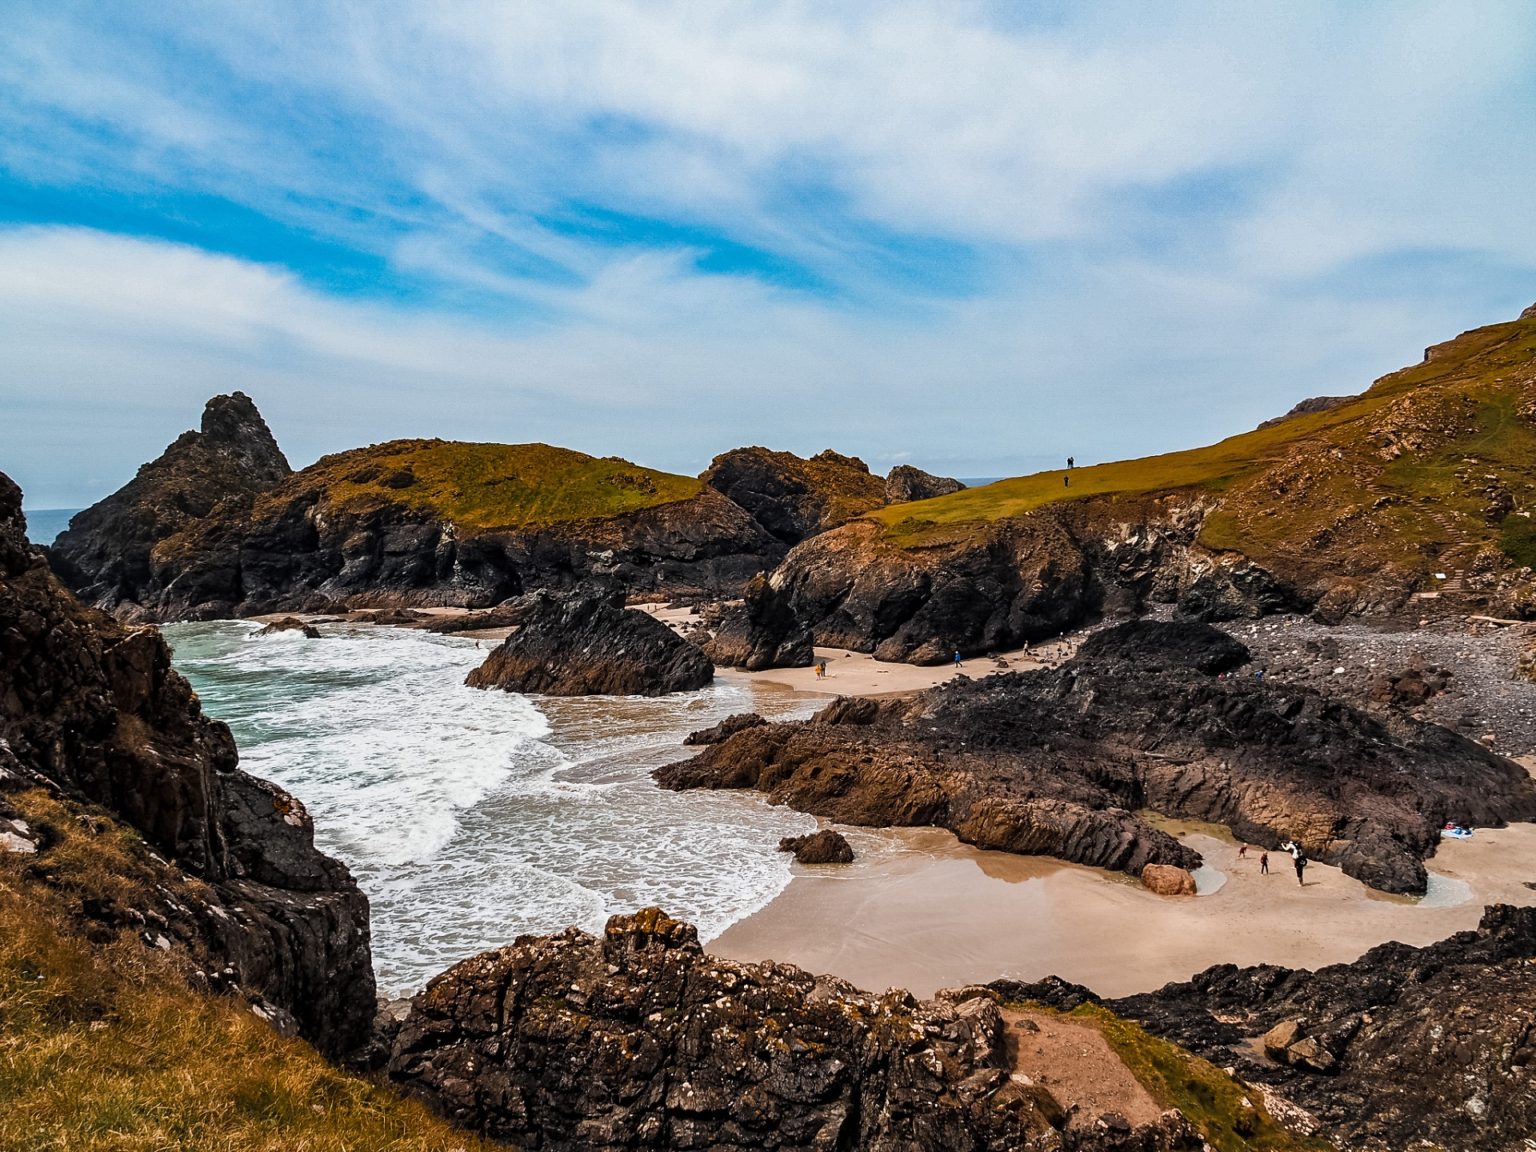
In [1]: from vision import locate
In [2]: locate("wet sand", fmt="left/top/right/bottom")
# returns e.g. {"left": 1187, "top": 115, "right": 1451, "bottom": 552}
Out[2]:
{"left": 707, "top": 821, "right": 1536, "bottom": 998}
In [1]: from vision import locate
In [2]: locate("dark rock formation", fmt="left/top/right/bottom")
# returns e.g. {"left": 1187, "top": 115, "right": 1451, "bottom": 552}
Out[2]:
{"left": 702, "top": 446, "right": 888, "bottom": 548}
{"left": 257, "top": 616, "right": 320, "bottom": 638}
{"left": 710, "top": 501, "right": 1300, "bottom": 668}
{"left": 0, "top": 470, "right": 373, "bottom": 1057}
{"left": 466, "top": 588, "right": 712, "bottom": 697}
{"left": 885, "top": 465, "right": 964, "bottom": 504}
{"left": 702, "top": 575, "right": 815, "bottom": 671}
{"left": 387, "top": 907, "right": 1198, "bottom": 1151}
{"left": 997, "top": 904, "right": 1536, "bottom": 1152}
{"left": 683, "top": 712, "right": 766, "bottom": 745}
{"left": 778, "top": 829, "right": 855, "bottom": 864}
{"left": 660, "top": 621, "right": 1536, "bottom": 893}
{"left": 50, "top": 393, "right": 291, "bottom": 611}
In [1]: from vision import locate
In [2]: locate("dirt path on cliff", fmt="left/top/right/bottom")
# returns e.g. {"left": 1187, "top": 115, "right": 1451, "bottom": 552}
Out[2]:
{"left": 1001, "top": 1008, "right": 1162, "bottom": 1131}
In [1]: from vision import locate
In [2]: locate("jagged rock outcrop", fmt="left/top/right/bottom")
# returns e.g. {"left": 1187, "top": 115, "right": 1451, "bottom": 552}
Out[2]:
{"left": 885, "top": 465, "right": 964, "bottom": 504}
{"left": 53, "top": 411, "right": 783, "bottom": 620}
{"left": 702, "top": 446, "right": 888, "bottom": 548}
{"left": 999, "top": 904, "right": 1536, "bottom": 1152}
{"left": 465, "top": 588, "right": 712, "bottom": 696}
{"left": 711, "top": 499, "right": 1299, "bottom": 667}
{"left": 0, "top": 470, "right": 373, "bottom": 1057}
{"left": 684, "top": 712, "right": 767, "bottom": 745}
{"left": 257, "top": 616, "right": 320, "bottom": 638}
{"left": 49, "top": 393, "right": 291, "bottom": 611}
{"left": 387, "top": 907, "right": 1201, "bottom": 1151}
{"left": 778, "top": 829, "right": 855, "bottom": 864}
{"left": 660, "top": 621, "right": 1536, "bottom": 893}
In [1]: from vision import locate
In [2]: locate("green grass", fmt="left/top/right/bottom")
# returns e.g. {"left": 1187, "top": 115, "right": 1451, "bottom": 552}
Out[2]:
{"left": 869, "top": 310, "right": 1536, "bottom": 561}
{"left": 999, "top": 1001, "right": 1332, "bottom": 1151}
{"left": 0, "top": 791, "right": 491, "bottom": 1152}
{"left": 265, "top": 439, "right": 702, "bottom": 532}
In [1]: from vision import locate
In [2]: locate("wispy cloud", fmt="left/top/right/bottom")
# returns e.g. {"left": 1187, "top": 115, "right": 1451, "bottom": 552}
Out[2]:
{"left": 1, "top": 2, "right": 1534, "bottom": 504}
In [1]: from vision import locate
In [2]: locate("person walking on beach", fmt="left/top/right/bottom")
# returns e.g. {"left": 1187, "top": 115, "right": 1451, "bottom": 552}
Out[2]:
{"left": 1259, "top": 851, "right": 1269, "bottom": 875}
{"left": 953, "top": 651, "right": 963, "bottom": 668}
{"left": 1238, "top": 843, "right": 1248, "bottom": 859}
{"left": 1282, "top": 840, "right": 1307, "bottom": 886}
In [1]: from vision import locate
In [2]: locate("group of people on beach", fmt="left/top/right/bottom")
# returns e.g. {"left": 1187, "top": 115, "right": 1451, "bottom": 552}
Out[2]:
{"left": 1237, "top": 839, "right": 1309, "bottom": 885}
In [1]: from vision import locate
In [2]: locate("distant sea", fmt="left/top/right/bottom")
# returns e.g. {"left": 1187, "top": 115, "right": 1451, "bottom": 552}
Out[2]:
{"left": 21, "top": 507, "right": 81, "bottom": 546}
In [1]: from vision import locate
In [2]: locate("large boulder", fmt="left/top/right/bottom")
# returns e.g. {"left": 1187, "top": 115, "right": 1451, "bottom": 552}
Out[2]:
{"left": 50, "top": 392, "right": 291, "bottom": 611}
{"left": 778, "top": 829, "right": 855, "bottom": 863}
{"left": 0, "top": 470, "right": 373, "bottom": 1057}
{"left": 466, "top": 588, "right": 713, "bottom": 696}
{"left": 1140, "top": 864, "right": 1197, "bottom": 896}
{"left": 884, "top": 465, "right": 964, "bottom": 503}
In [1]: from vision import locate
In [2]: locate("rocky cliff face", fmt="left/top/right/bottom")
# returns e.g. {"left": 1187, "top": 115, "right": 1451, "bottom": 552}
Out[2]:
{"left": 710, "top": 498, "right": 1306, "bottom": 668}
{"left": 1001, "top": 904, "right": 1536, "bottom": 1152}
{"left": 386, "top": 907, "right": 1201, "bottom": 1152}
{"left": 57, "top": 421, "right": 781, "bottom": 620}
{"left": 465, "top": 588, "right": 712, "bottom": 696}
{"left": 0, "top": 470, "right": 373, "bottom": 1057}
{"left": 50, "top": 392, "right": 291, "bottom": 610}
{"left": 660, "top": 621, "right": 1536, "bottom": 893}
{"left": 701, "top": 446, "right": 890, "bottom": 548}
{"left": 715, "top": 307, "right": 1536, "bottom": 666}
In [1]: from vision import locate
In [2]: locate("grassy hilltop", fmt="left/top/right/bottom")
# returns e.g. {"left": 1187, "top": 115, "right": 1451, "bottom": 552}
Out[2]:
{"left": 873, "top": 307, "right": 1536, "bottom": 583}
{"left": 258, "top": 439, "right": 703, "bottom": 532}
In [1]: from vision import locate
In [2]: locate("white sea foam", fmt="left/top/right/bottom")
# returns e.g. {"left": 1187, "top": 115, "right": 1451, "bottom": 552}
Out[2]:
{"left": 164, "top": 621, "right": 816, "bottom": 993}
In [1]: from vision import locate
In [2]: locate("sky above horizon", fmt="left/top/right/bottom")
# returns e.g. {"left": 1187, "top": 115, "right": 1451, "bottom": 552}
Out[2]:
{"left": 3, "top": 2, "right": 1536, "bottom": 508}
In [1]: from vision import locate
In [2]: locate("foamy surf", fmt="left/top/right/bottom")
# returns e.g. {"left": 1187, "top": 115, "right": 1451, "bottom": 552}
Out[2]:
{"left": 164, "top": 621, "right": 817, "bottom": 994}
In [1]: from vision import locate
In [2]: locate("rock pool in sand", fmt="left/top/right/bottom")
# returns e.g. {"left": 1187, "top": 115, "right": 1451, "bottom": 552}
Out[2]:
{"left": 164, "top": 621, "right": 817, "bottom": 994}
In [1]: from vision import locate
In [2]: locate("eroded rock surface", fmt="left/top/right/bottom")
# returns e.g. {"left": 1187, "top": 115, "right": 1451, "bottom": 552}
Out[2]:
{"left": 702, "top": 446, "right": 888, "bottom": 548}
{"left": 466, "top": 588, "right": 712, "bottom": 696}
{"left": 1002, "top": 904, "right": 1536, "bottom": 1152}
{"left": 387, "top": 907, "right": 1198, "bottom": 1151}
{"left": 884, "top": 465, "right": 964, "bottom": 504}
{"left": 0, "top": 470, "right": 373, "bottom": 1057}
{"left": 50, "top": 392, "right": 292, "bottom": 612}
{"left": 660, "top": 621, "right": 1536, "bottom": 893}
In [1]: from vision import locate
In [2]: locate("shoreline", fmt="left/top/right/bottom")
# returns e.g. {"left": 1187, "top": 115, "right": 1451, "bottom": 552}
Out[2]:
{"left": 706, "top": 817, "right": 1536, "bottom": 999}
{"left": 254, "top": 606, "right": 1536, "bottom": 1001}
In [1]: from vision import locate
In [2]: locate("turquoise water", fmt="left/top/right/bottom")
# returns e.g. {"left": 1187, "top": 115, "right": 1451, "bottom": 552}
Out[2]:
{"left": 165, "top": 621, "right": 817, "bottom": 993}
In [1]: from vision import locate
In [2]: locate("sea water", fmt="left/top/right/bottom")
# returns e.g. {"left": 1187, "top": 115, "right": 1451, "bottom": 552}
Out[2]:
{"left": 164, "top": 621, "right": 818, "bottom": 994}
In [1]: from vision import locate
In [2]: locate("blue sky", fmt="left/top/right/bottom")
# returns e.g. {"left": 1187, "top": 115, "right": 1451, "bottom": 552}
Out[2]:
{"left": 2, "top": 1, "right": 1535, "bottom": 507}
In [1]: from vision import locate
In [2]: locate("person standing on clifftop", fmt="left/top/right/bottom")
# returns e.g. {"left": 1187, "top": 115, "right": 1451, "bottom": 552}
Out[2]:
{"left": 1067, "top": 456, "right": 1074, "bottom": 468}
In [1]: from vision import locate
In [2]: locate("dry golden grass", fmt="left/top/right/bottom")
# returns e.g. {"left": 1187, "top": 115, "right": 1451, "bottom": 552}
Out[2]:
{"left": 0, "top": 791, "right": 492, "bottom": 1152}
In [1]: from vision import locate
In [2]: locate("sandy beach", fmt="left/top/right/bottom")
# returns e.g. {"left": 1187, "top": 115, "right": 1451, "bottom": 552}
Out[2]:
{"left": 708, "top": 818, "right": 1536, "bottom": 998}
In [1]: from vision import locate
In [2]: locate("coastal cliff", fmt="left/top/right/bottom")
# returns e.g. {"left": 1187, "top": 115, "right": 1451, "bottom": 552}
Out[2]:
{"left": 714, "top": 305, "right": 1536, "bottom": 666}
{"left": 0, "top": 469, "right": 374, "bottom": 1056}
{"left": 659, "top": 621, "right": 1536, "bottom": 894}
